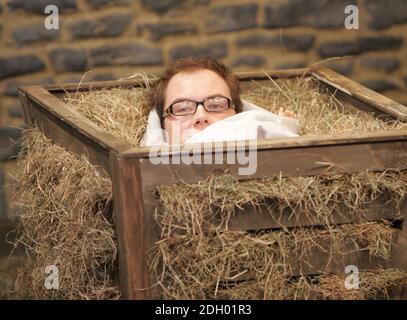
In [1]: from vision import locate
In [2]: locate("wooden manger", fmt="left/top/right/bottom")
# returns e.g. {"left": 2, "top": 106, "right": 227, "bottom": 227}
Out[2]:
{"left": 18, "top": 67, "right": 407, "bottom": 299}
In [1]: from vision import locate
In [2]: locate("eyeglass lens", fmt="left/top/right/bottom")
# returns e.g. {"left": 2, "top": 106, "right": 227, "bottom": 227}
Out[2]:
{"left": 171, "top": 96, "right": 229, "bottom": 115}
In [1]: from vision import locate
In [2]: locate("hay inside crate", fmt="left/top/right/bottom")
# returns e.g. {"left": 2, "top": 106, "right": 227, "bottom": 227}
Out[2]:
{"left": 15, "top": 68, "right": 407, "bottom": 300}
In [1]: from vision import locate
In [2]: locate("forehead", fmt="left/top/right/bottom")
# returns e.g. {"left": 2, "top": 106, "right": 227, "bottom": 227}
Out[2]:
{"left": 164, "top": 69, "right": 231, "bottom": 104}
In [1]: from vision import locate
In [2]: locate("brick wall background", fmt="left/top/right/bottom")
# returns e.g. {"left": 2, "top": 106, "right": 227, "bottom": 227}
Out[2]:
{"left": 0, "top": 0, "right": 407, "bottom": 257}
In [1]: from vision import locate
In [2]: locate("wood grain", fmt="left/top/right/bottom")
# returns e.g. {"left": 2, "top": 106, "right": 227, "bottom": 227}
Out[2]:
{"left": 223, "top": 236, "right": 396, "bottom": 281}
{"left": 137, "top": 139, "right": 407, "bottom": 186}
{"left": 19, "top": 86, "right": 130, "bottom": 154}
{"left": 110, "top": 153, "right": 152, "bottom": 299}
{"left": 311, "top": 67, "right": 407, "bottom": 121}
{"left": 224, "top": 195, "right": 405, "bottom": 231}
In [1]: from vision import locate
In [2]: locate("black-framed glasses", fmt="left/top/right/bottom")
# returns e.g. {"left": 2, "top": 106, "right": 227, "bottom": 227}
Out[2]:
{"left": 162, "top": 95, "right": 234, "bottom": 117}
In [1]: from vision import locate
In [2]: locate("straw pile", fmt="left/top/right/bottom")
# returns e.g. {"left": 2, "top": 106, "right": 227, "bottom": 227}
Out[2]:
{"left": 62, "top": 76, "right": 407, "bottom": 147}
{"left": 242, "top": 76, "right": 407, "bottom": 135}
{"left": 152, "top": 172, "right": 407, "bottom": 299}
{"left": 12, "top": 73, "right": 407, "bottom": 299}
{"left": 64, "top": 87, "right": 150, "bottom": 146}
{"left": 216, "top": 269, "right": 407, "bottom": 300}
{"left": 12, "top": 128, "right": 119, "bottom": 299}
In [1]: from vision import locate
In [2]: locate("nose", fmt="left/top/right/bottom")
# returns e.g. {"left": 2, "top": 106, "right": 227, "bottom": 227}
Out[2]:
{"left": 192, "top": 104, "right": 209, "bottom": 129}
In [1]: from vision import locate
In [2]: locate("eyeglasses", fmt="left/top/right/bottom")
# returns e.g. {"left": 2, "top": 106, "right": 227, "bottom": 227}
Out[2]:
{"left": 162, "top": 95, "right": 234, "bottom": 118}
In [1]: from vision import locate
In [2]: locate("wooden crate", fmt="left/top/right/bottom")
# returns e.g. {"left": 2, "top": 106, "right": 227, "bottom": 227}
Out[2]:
{"left": 18, "top": 67, "right": 407, "bottom": 299}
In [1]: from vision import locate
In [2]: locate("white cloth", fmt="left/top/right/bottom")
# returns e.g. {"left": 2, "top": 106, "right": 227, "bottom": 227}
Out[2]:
{"left": 140, "top": 100, "right": 299, "bottom": 146}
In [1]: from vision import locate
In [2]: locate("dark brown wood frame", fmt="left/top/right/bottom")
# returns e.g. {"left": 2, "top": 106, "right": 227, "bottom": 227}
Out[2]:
{"left": 18, "top": 67, "right": 407, "bottom": 299}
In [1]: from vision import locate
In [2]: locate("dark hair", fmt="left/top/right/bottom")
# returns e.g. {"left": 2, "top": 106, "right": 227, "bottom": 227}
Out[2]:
{"left": 148, "top": 56, "right": 242, "bottom": 128}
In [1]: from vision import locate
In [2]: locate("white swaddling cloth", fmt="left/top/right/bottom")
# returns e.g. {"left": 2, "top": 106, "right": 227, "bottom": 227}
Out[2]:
{"left": 140, "top": 100, "right": 299, "bottom": 146}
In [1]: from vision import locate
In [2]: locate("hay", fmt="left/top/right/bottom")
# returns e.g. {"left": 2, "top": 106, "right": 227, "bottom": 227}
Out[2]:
{"left": 306, "top": 269, "right": 407, "bottom": 300}
{"left": 150, "top": 221, "right": 399, "bottom": 299}
{"left": 152, "top": 171, "right": 406, "bottom": 299}
{"left": 62, "top": 76, "right": 407, "bottom": 147}
{"left": 217, "top": 269, "right": 407, "bottom": 300}
{"left": 156, "top": 171, "right": 407, "bottom": 236}
{"left": 12, "top": 128, "right": 119, "bottom": 299}
{"left": 11, "top": 74, "right": 407, "bottom": 299}
{"left": 242, "top": 77, "right": 407, "bottom": 135}
{"left": 64, "top": 87, "right": 150, "bottom": 146}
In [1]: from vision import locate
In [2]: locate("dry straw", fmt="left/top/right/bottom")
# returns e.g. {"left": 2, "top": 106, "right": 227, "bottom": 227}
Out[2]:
{"left": 63, "top": 75, "right": 407, "bottom": 146}
{"left": 12, "top": 128, "right": 119, "bottom": 299}
{"left": 12, "top": 74, "right": 407, "bottom": 299}
{"left": 64, "top": 87, "right": 150, "bottom": 146}
{"left": 153, "top": 172, "right": 406, "bottom": 299}
{"left": 216, "top": 269, "right": 407, "bottom": 300}
{"left": 242, "top": 76, "right": 407, "bottom": 135}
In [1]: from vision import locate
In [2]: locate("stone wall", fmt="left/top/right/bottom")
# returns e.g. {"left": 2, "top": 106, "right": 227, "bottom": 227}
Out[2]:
{"left": 1, "top": 0, "right": 407, "bottom": 223}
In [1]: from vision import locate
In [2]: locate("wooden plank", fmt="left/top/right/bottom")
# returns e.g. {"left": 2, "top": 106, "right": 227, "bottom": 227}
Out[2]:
{"left": 311, "top": 67, "right": 407, "bottom": 121}
{"left": 18, "top": 90, "right": 34, "bottom": 126}
{"left": 141, "top": 186, "right": 162, "bottom": 300}
{"left": 387, "top": 285, "right": 407, "bottom": 300}
{"left": 239, "top": 68, "right": 311, "bottom": 92}
{"left": 225, "top": 195, "right": 405, "bottom": 231}
{"left": 136, "top": 139, "right": 407, "bottom": 186}
{"left": 43, "top": 79, "right": 155, "bottom": 95}
{"left": 320, "top": 83, "right": 399, "bottom": 122}
{"left": 123, "top": 129, "right": 407, "bottom": 159}
{"left": 27, "top": 98, "right": 112, "bottom": 176}
{"left": 152, "top": 194, "right": 404, "bottom": 235}
{"left": 19, "top": 86, "right": 131, "bottom": 154}
{"left": 40, "top": 68, "right": 311, "bottom": 95}
{"left": 213, "top": 233, "right": 396, "bottom": 282}
{"left": 236, "top": 68, "right": 310, "bottom": 81}
{"left": 281, "top": 237, "right": 392, "bottom": 277}
{"left": 110, "top": 153, "right": 153, "bottom": 299}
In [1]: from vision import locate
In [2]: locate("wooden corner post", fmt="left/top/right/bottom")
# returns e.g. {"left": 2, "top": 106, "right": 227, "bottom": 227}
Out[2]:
{"left": 110, "top": 151, "right": 153, "bottom": 299}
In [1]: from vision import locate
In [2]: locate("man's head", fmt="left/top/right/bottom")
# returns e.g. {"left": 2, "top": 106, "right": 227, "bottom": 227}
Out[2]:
{"left": 148, "top": 56, "right": 242, "bottom": 144}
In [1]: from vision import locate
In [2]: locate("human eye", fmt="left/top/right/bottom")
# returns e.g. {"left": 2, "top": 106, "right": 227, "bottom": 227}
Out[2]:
{"left": 172, "top": 101, "right": 195, "bottom": 115}
{"left": 205, "top": 97, "right": 228, "bottom": 111}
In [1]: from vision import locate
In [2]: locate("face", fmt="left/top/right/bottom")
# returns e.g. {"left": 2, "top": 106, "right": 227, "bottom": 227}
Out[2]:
{"left": 163, "top": 69, "right": 236, "bottom": 144}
